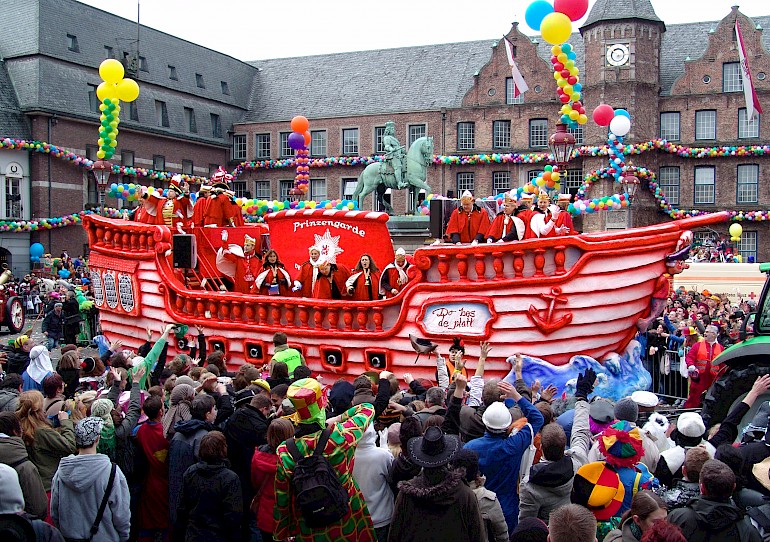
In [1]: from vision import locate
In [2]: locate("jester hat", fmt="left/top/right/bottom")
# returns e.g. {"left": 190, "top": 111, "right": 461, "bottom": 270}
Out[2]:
{"left": 598, "top": 420, "right": 645, "bottom": 468}
{"left": 287, "top": 378, "right": 326, "bottom": 429}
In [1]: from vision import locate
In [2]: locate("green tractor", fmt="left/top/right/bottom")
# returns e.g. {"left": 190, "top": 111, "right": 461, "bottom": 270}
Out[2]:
{"left": 701, "top": 262, "right": 770, "bottom": 427}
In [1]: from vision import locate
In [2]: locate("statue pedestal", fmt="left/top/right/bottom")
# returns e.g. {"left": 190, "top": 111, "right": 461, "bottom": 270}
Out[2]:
{"left": 387, "top": 215, "right": 431, "bottom": 253}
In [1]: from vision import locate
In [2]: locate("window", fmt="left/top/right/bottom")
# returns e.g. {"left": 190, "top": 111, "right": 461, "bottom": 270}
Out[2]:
{"left": 737, "top": 231, "right": 757, "bottom": 263}
{"left": 457, "top": 122, "right": 475, "bottom": 150}
{"left": 182, "top": 160, "right": 194, "bottom": 176}
{"left": 279, "top": 180, "right": 293, "bottom": 200}
{"left": 723, "top": 62, "right": 743, "bottom": 92}
{"left": 255, "top": 134, "right": 271, "bottom": 159}
{"left": 457, "top": 172, "right": 475, "bottom": 193}
{"left": 85, "top": 145, "right": 98, "bottom": 161}
{"left": 232, "top": 181, "right": 248, "bottom": 198}
{"left": 408, "top": 124, "right": 426, "bottom": 147}
{"left": 493, "top": 171, "right": 511, "bottom": 193}
{"left": 104, "top": 45, "right": 113, "bottom": 58}
{"left": 195, "top": 73, "right": 205, "bottom": 88}
{"left": 128, "top": 101, "right": 138, "bottom": 122}
{"left": 121, "top": 151, "right": 134, "bottom": 167}
{"left": 694, "top": 166, "right": 716, "bottom": 204}
{"left": 254, "top": 181, "right": 270, "bottom": 199}
{"left": 168, "top": 65, "right": 178, "bottom": 80}
{"left": 280, "top": 132, "right": 292, "bottom": 157}
{"left": 739, "top": 108, "right": 760, "bottom": 138}
{"left": 87, "top": 84, "right": 99, "bottom": 113}
{"left": 4, "top": 177, "right": 22, "bottom": 219}
{"left": 563, "top": 168, "right": 584, "bottom": 196}
{"left": 493, "top": 120, "right": 511, "bottom": 148}
{"left": 67, "top": 34, "right": 79, "bottom": 52}
{"left": 374, "top": 126, "right": 386, "bottom": 154}
{"left": 342, "top": 178, "right": 358, "bottom": 199}
{"left": 155, "top": 100, "right": 169, "bottom": 128}
{"left": 568, "top": 124, "right": 584, "bottom": 145}
{"left": 232, "top": 134, "right": 246, "bottom": 160}
{"left": 529, "top": 119, "right": 548, "bottom": 147}
{"left": 210, "top": 113, "right": 222, "bottom": 138}
{"left": 310, "top": 178, "right": 327, "bottom": 200}
{"left": 310, "top": 130, "right": 326, "bottom": 156}
{"left": 737, "top": 164, "right": 759, "bottom": 203}
{"left": 221, "top": 81, "right": 230, "bottom": 95}
{"left": 505, "top": 78, "right": 525, "bottom": 105}
{"left": 153, "top": 155, "right": 165, "bottom": 171}
{"left": 658, "top": 166, "right": 680, "bottom": 205}
{"left": 139, "top": 56, "right": 148, "bottom": 72}
{"left": 184, "top": 107, "right": 197, "bottom": 133}
{"left": 660, "top": 112, "right": 680, "bottom": 141}
{"left": 528, "top": 170, "right": 540, "bottom": 183}
{"left": 695, "top": 110, "right": 716, "bottom": 140}
{"left": 342, "top": 128, "right": 359, "bottom": 155}
{"left": 87, "top": 177, "right": 98, "bottom": 206}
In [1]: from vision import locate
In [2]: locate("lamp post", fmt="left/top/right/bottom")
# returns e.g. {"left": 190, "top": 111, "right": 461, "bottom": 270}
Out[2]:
{"left": 548, "top": 123, "right": 576, "bottom": 166}
{"left": 91, "top": 160, "right": 113, "bottom": 217}
{"left": 288, "top": 187, "right": 303, "bottom": 203}
{"left": 621, "top": 173, "right": 640, "bottom": 228}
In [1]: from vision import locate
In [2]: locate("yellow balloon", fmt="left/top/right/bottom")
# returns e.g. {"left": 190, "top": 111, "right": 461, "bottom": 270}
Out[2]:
{"left": 570, "top": 67, "right": 579, "bottom": 77}
{"left": 551, "top": 45, "right": 561, "bottom": 56}
{"left": 96, "top": 82, "right": 111, "bottom": 102}
{"left": 563, "top": 84, "right": 573, "bottom": 95}
{"left": 552, "top": 172, "right": 561, "bottom": 181}
{"left": 729, "top": 223, "right": 743, "bottom": 239}
{"left": 99, "top": 59, "right": 125, "bottom": 85}
{"left": 565, "top": 60, "right": 575, "bottom": 70}
{"left": 96, "top": 149, "right": 106, "bottom": 159}
{"left": 541, "top": 12, "right": 573, "bottom": 46}
{"left": 561, "top": 105, "right": 572, "bottom": 114}
{"left": 557, "top": 53, "right": 568, "bottom": 63}
{"left": 578, "top": 114, "right": 588, "bottom": 124}
{"left": 569, "top": 110, "right": 579, "bottom": 120}
{"left": 557, "top": 78, "right": 567, "bottom": 88}
{"left": 116, "top": 79, "right": 140, "bottom": 102}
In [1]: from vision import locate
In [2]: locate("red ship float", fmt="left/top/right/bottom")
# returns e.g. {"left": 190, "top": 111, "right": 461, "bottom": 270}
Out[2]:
{"left": 83, "top": 208, "right": 728, "bottom": 393}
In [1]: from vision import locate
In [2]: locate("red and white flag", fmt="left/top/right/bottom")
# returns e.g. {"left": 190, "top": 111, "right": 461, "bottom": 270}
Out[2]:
{"left": 504, "top": 38, "right": 529, "bottom": 98}
{"left": 736, "top": 20, "right": 762, "bottom": 119}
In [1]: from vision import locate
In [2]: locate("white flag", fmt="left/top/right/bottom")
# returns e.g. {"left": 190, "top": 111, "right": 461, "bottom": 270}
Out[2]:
{"left": 504, "top": 38, "right": 529, "bottom": 98}
{"left": 736, "top": 20, "right": 763, "bottom": 119}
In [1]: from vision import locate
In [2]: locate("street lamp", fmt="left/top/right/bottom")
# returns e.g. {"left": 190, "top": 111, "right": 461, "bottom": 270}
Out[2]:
{"left": 288, "top": 187, "right": 304, "bottom": 203}
{"left": 548, "top": 123, "right": 576, "bottom": 165}
{"left": 91, "top": 160, "right": 113, "bottom": 217}
{"left": 621, "top": 173, "right": 640, "bottom": 229}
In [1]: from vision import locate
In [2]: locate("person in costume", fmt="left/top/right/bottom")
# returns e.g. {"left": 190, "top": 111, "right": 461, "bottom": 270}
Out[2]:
{"left": 554, "top": 194, "right": 577, "bottom": 236}
{"left": 528, "top": 191, "right": 559, "bottom": 238}
{"left": 227, "top": 188, "right": 245, "bottom": 227}
{"left": 204, "top": 167, "right": 238, "bottom": 227}
{"left": 217, "top": 231, "right": 262, "bottom": 294}
{"left": 255, "top": 249, "right": 292, "bottom": 297}
{"left": 516, "top": 194, "right": 537, "bottom": 240}
{"left": 346, "top": 254, "right": 381, "bottom": 301}
{"left": 445, "top": 190, "right": 490, "bottom": 244}
{"left": 312, "top": 259, "right": 350, "bottom": 300}
{"left": 380, "top": 248, "right": 411, "bottom": 298}
{"left": 683, "top": 325, "right": 725, "bottom": 409}
{"left": 486, "top": 190, "right": 526, "bottom": 243}
{"left": 191, "top": 183, "right": 212, "bottom": 227}
{"left": 131, "top": 188, "right": 153, "bottom": 224}
{"left": 169, "top": 175, "right": 194, "bottom": 233}
{"left": 293, "top": 246, "right": 323, "bottom": 298}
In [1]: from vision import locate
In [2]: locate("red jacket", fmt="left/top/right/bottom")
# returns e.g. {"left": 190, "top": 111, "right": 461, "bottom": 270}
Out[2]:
{"left": 346, "top": 270, "right": 381, "bottom": 301}
{"left": 445, "top": 207, "right": 490, "bottom": 243}
{"left": 251, "top": 447, "right": 279, "bottom": 532}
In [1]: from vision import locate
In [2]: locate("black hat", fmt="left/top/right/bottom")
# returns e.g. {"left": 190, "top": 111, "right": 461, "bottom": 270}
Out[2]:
{"left": 80, "top": 357, "right": 96, "bottom": 373}
{"left": 408, "top": 426, "right": 460, "bottom": 468}
{"left": 234, "top": 388, "right": 256, "bottom": 407}
{"left": 0, "top": 514, "right": 36, "bottom": 541}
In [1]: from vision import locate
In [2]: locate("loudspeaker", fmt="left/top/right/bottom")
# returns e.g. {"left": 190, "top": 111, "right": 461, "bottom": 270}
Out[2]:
{"left": 430, "top": 199, "right": 448, "bottom": 239}
{"left": 173, "top": 234, "right": 197, "bottom": 269}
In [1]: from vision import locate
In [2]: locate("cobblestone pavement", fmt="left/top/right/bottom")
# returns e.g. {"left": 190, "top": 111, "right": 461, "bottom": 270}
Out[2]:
{"left": 3, "top": 312, "right": 98, "bottom": 367}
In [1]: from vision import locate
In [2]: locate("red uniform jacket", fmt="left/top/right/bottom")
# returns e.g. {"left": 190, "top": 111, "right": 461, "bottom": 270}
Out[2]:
{"left": 133, "top": 206, "right": 153, "bottom": 224}
{"left": 346, "top": 271, "right": 381, "bottom": 301}
{"left": 445, "top": 207, "right": 490, "bottom": 243}
{"left": 204, "top": 193, "right": 237, "bottom": 227}
{"left": 554, "top": 211, "right": 578, "bottom": 235}
{"left": 192, "top": 196, "right": 210, "bottom": 227}
{"left": 486, "top": 213, "right": 525, "bottom": 242}
{"left": 380, "top": 263, "right": 410, "bottom": 298}
{"left": 223, "top": 249, "right": 262, "bottom": 294}
{"left": 296, "top": 261, "right": 320, "bottom": 298}
{"left": 529, "top": 209, "right": 557, "bottom": 238}
{"left": 517, "top": 209, "right": 538, "bottom": 240}
{"left": 255, "top": 265, "right": 292, "bottom": 297}
{"left": 173, "top": 196, "right": 194, "bottom": 231}
{"left": 312, "top": 265, "right": 351, "bottom": 300}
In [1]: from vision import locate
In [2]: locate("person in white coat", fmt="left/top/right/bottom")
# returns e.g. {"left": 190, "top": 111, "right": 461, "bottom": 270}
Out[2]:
{"left": 352, "top": 423, "right": 395, "bottom": 542}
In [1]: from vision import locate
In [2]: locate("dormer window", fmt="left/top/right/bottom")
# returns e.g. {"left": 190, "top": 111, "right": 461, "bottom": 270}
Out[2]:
{"left": 67, "top": 34, "right": 79, "bottom": 52}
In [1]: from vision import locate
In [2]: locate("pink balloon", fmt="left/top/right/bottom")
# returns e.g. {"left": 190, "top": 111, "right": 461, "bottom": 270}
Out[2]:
{"left": 592, "top": 104, "right": 615, "bottom": 127}
{"left": 554, "top": 0, "right": 589, "bottom": 22}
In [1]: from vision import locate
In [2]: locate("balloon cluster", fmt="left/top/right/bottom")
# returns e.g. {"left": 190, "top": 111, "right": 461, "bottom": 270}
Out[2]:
{"left": 550, "top": 44, "right": 587, "bottom": 127}
{"left": 593, "top": 105, "right": 632, "bottom": 137}
{"left": 238, "top": 198, "right": 359, "bottom": 221}
{"left": 525, "top": 0, "right": 588, "bottom": 44}
{"left": 108, "top": 183, "right": 169, "bottom": 201}
{"left": 606, "top": 134, "right": 626, "bottom": 183}
{"left": 523, "top": 164, "right": 562, "bottom": 195}
{"left": 94, "top": 59, "right": 140, "bottom": 160}
{"left": 289, "top": 116, "right": 312, "bottom": 195}
{"left": 0, "top": 208, "right": 121, "bottom": 233}
{"left": 29, "top": 242, "right": 44, "bottom": 263}
{"left": 569, "top": 193, "right": 629, "bottom": 215}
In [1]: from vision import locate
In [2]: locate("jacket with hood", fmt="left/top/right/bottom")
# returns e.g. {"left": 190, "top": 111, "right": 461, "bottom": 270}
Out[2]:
{"left": 168, "top": 418, "right": 213, "bottom": 524}
{"left": 50, "top": 453, "right": 131, "bottom": 542}
{"left": 22, "top": 346, "right": 53, "bottom": 393}
{"left": 352, "top": 424, "right": 395, "bottom": 529}
{"left": 0, "top": 388, "right": 20, "bottom": 412}
{"left": 603, "top": 518, "right": 640, "bottom": 542}
{"left": 668, "top": 496, "right": 762, "bottom": 542}
{"left": 0, "top": 433, "right": 48, "bottom": 518}
{"left": 388, "top": 451, "right": 422, "bottom": 496}
{"left": 658, "top": 479, "right": 701, "bottom": 510}
{"left": 27, "top": 419, "right": 76, "bottom": 491}
{"left": 172, "top": 459, "right": 242, "bottom": 542}
{"left": 519, "top": 398, "right": 591, "bottom": 523}
{"left": 250, "top": 444, "right": 279, "bottom": 534}
{"left": 470, "top": 478, "right": 508, "bottom": 542}
{"left": 389, "top": 469, "right": 485, "bottom": 542}
{"left": 103, "top": 382, "right": 143, "bottom": 480}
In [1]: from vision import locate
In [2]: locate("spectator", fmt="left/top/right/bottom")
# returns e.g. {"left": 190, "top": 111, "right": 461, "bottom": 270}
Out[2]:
{"left": 452, "top": 448, "right": 508, "bottom": 542}
{"left": 266, "top": 361, "right": 292, "bottom": 390}
{"left": 638, "top": 521, "right": 687, "bottom": 542}
{"left": 173, "top": 431, "right": 242, "bottom": 542}
{"left": 0, "top": 411, "right": 48, "bottom": 519}
{"left": 387, "top": 415, "right": 423, "bottom": 495}
{"left": 41, "top": 303, "right": 64, "bottom": 351}
{"left": 162, "top": 383, "right": 195, "bottom": 440}
{"left": 269, "top": 332, "right": 305, "bottom": 378}
{"left": 548, "top": 504, "right": 597, "bottom": 542}
{"left": 667, "top": 459, "right": 761, "bottom": 541}
{"left": 251, "top": 418, "right": 295, "bottom": 542}
{"left": 571, "top": 461, "right": 627, "bottom": 539}
{"left": 352, "top": 424, "right": 395, "bottom": 542}
{"left": 604, "top": 490, "right": 667, "bottom": 542}
{"left": 658, "top": 446, "right": 710, "bottom": 510}
{"left": 0, "top": 373, "right": 23, "bottom": 412}
{"left": 655, "top": 412, "right": 714, "bottom": 489}
{"left": 0, "top": 463, "right": 65, "bottom": 542}
{"left": 509, "top": 517, "right": 548, "bottom": 542}
{"left": 51, "top": 417, "right": 131, "bottom": 542}
{"left": 135, "top": 395, "right": 170, "bottom": 541}
{"left": 715, "top": 444, "right": 767, "bottom": 510}
{"left": 42, "top": 373, "right": 66, "bottom": 419}
{"left": 21, "top": 346, "right": 53, "bottom": 393}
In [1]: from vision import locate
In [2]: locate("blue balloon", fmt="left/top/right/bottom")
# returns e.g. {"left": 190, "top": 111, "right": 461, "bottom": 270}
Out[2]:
{"left": 614, "top": 109, "right": 631, "bottom": 119}
{"left": 58, "top": 269, "right": 70, "bottom": 279}
{"left": 567, "top": 52, "right": 577, "bottom": 60}
{"left": 525, "top": 0, "right": 554, "bottom": 31}
{"left": 573, "top": 83, "right": 582, "bottom": 92}
{"left": 29, "top": 242, "right": 45, "bottom": 258}
{"left": 561, "top": 43, "right": 572, "bottom": 53}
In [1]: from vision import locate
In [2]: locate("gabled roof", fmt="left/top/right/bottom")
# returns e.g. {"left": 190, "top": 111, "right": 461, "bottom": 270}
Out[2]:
{"left": 582, "top": 0, "right": 663, "bottom": 29}
{"left": 0, "top": 60, "right": 30, "bottom": 139}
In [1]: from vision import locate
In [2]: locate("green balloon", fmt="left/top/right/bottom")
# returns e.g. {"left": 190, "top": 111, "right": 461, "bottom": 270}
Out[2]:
{"left": 99, "top": 130, "right": 108, "bottom": 138}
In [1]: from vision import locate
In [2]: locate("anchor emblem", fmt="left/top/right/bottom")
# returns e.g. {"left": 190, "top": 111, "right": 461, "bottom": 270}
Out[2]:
{"left": 527, "top": 287, "right": 573, "bottom": 335}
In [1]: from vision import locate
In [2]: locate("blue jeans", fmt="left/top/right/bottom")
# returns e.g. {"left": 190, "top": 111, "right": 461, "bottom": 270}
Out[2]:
{"left": 46, "top": 336, "right": 61, "bottom": 351}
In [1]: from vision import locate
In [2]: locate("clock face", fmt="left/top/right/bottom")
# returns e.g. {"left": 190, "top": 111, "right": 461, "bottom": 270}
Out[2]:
{"left": 606, "top": 44, "right": 630, "bottom": 67}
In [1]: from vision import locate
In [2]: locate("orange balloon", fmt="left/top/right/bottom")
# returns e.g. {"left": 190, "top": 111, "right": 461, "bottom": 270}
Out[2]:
{"left": 291, "top": 116, "right": 309, "bottom": 133}
{"left": 303, "top": 131, "right": 311, "bottom": 146}
{"left": 542, "top": 171, "right": 552, "bottom": 182}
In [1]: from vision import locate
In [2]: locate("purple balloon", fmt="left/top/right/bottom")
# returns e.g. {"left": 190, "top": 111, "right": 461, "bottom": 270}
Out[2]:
{"left": 287, "top": 132, "right": 306, "bottom": 150}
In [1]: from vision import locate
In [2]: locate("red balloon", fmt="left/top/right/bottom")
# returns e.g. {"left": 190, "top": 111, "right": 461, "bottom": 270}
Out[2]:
{"left": 573, "top": 101, "right": 582, "bottom": 109}
{"left": 568, "top": 76, "right": 578, "bottom": 85}
{"left": 592, "top": 104, "right": 615, "bottom": 126}
{"left": 554, "top": 0, "right": 589, "bottom": 22}
{"left": 560, "top": 69, "right": 570, "bottom": 78}
{"left": 303, "top": 131, "right": 311, "bottom": 146}
{"left": 559, "top": 94, "right": 571, "bottom": 103}
{"left": 551, "top": 56, "right": 559, "bottom": 64}
{"left": 556, "top": 87, "right": 564, "bottom": 95}
{"left": 553, "top": 62, "right": 564, "bottom": 72}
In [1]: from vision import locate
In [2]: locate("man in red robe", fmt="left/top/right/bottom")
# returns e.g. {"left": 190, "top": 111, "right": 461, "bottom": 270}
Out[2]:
{"left": 312, "top": 260, "right": 350, "bottom": 300}
{"left": 132, "top": 188, "right": 153, "bottom": 224}
{"left": 380, "top": 248, "right": 411, "bottom": 298}
{"left": 169, "top": 175, "right": 194, "bottom": 233}
{"left": 217, "top": 231, "right": 262, "bottom": 294}
{"left": 444, "top": 190, "right": 490, "bottom": 244}
{"left": 486, "top": 190, "right": 526, "bottom": 243}
{"left": 345, "top": 254, "right": 381, "bottom": 301}
{"left": 191, "top": 184, "right": 211, "bottom": 227}
{"left": 516, "top": 194, "right": 537, "bottom": 240}
{"left": 683, "top": 325, "right": 725, "bottom": 408}
{"left": 294, "top": 246, "right": 323, "bottom": 298}
{"left": 204, "top": 167, "right": 237, "bottom": 227}
{"left": 529, "top": 191, "right": 558, "bottom": 238}
{"left": 554, "top": 194, "right": 578, "bottom": 236}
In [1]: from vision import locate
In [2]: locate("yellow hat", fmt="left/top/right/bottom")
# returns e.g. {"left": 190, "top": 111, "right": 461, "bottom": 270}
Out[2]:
{"left": 537, "top": 191, "right": 551, "bottom": 203}
{"left": 251, "top": 379, "right": 271, "bottom": 394}
{"left": 243, "top": 234, "right": 256, "bottom": 245}
{"left": 503, "top": 190, "right": 517, "bottom": 204}
{"left": 460, "top": 190, "right": 474, "bottom": 203}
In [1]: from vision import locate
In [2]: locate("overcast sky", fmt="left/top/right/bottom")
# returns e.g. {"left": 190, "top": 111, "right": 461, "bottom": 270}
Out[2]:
{"left": 76, "top": 0, "right": 768, "bottom": 60}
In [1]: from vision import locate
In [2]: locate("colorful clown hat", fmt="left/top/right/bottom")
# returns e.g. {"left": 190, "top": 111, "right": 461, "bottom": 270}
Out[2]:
{"left": 287, "top": 378, "right": 326, "bottom": 427}
{"left": 598, "top": 420, "right": 645, "bottom": 469}
{"left": 571, "top": 462, "right": 625, "bottom": 521}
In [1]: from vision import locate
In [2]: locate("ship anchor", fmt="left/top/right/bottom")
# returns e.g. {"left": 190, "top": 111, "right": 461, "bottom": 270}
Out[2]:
{"left": 528, "top": 287, "right": 573, "bottom": 335}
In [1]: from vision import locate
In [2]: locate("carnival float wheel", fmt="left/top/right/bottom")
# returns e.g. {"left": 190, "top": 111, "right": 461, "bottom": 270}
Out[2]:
{"left": 701, "top": 364, "right": 770, "bottom": 427}
{"left": 4, "top": 297, "right": 24, "bottom": 334}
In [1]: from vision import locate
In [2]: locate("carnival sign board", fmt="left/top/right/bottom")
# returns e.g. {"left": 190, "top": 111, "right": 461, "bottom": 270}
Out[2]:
{"left": 418, "top": 299, "right": 496, "bottom": 338}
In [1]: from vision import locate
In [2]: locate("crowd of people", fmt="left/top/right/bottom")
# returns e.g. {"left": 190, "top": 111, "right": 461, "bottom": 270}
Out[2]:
{"left": 1, "top": 315, "right": 770, "bottom": 542}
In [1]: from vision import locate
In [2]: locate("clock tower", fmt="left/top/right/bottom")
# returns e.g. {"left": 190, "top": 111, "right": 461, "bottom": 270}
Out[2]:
{"left": 580, "top": 0, "right": 666, "bottom": 142}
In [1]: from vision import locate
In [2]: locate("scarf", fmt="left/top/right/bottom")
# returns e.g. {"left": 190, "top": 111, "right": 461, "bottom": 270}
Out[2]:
{"left": 162, "top": 384, "right": 195, "bottom": 438}
{"left": 27, "top": 346, "right": 53, "bottom": 384}
{"left": 91, "top": 398, "right": 117, "bottom": 460}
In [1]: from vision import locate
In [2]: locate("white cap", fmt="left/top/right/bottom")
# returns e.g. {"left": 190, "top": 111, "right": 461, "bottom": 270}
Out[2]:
{"left": 395, "top": 248, "right": 406, "bottom": 256}
{"left": 460, "top": 190, "right": 474, "bottom": 202}
{"left": 631, "top": 390, "right": 659, "bottom": 408}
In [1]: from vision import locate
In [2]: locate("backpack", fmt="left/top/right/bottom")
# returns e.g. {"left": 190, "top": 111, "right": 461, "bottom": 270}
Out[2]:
{"left": 285, "top": 429, "right": 350, "bottom": 528}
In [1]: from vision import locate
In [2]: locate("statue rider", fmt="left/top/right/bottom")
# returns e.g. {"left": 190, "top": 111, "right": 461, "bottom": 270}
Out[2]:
{"left": 381, "top": 121, "right": 407, "bottom": 189}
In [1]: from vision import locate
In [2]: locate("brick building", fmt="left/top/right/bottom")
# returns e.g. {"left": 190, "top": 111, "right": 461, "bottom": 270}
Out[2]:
{"left": 1, "top": 0, "right": 770, "bottom": 269}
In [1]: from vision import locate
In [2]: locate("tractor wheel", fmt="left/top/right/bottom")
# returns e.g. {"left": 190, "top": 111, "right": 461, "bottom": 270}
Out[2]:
{"left": 702, "top": 364, "right": 770, "bottom": 427}
{"left": 5, "top": 297, "right": 24, "bottom": 334}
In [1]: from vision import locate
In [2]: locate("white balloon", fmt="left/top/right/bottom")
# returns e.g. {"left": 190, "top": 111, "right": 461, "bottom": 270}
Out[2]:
{"left": 610, "top": 115, "right": 631, "bottom": 137}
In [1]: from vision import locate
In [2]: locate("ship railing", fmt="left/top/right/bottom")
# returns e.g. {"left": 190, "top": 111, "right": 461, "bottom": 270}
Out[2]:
{"left": 190, "top": 231, "right": 232, "bottom": 293}
{"left": 83, "top": 217, "right": 161, "bottom": 256}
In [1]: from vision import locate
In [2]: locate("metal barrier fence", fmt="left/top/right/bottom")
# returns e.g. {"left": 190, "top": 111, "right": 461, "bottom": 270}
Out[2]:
{"left": 646, "top": 349, "right": 690, "bottom": 405}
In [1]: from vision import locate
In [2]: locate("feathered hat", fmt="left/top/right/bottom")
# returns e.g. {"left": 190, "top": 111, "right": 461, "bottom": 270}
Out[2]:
{"left": 243, "top": 234, "right": 256, "bottom": 246}
{"left": 537, "top": 190, "right": 551, "bottom": 204}
{"left": 210, "top": 166, "right": 233, "bottom": 190}
{"left": 169, "top": 174, "right": 185, "bottom": 195}
{"left": 460, "top": 190, "right": 474, "bottom": 204}
{"left": 503, "top": 189, "right": 517, "bottom": 204}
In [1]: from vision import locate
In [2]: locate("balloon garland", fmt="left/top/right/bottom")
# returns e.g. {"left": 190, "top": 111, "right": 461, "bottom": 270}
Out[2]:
{"left": 550, "top": 43, "right": 587, "bottom": 128}
{"left": 289, "top": 115, "right": 312, "bottom": 195}
{"left": 0, "top": 208, "right": 124, "bottom": 233}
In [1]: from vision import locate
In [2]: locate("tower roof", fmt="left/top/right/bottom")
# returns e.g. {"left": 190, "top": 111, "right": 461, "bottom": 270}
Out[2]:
{"left": 582, "top": 0, "right": 663, "bottom": 29}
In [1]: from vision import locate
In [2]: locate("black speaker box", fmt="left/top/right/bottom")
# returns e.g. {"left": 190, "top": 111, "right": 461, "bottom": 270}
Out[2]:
{"left": 173, "top": 234, "right": 197, "bottom": 268}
